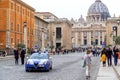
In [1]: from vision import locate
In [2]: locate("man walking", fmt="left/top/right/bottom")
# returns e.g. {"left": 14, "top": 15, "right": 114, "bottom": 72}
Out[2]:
{"left": 20, "top": 48, "right": 26, "bottom": 65}
{"left": 14, "top": 48, "right": 19, "bottom": 64}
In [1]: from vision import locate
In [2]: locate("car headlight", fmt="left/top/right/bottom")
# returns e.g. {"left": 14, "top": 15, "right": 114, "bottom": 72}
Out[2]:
{"left": 43, "top": 61, "right": 48, "bottom": 64}
{"left": 27, "top": 60, "right": 34, "bottom": 64}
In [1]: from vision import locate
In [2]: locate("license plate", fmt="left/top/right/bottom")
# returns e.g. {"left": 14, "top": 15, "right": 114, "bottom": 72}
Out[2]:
{"left": 39, "top": 64, "right": 44, "bottom": 67}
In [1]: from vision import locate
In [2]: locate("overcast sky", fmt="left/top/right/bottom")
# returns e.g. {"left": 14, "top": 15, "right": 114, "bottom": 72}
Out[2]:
{"left": 22, "top": 0, "right": 120, "bottom": 20}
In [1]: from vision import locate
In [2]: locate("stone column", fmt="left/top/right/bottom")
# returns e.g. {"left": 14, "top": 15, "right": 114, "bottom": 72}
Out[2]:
{"left": 81, "top": 32, "right": 84, "bottom": 46}
{"left": 102, "top": 32, "right": 105, "bottom": 43}
{"left": 87, "top": 32, "right": 91, "bottom": 46}
{"left": 75, "top": 32, "right": 78, "bottom": 47}
{"left": 98, "top": 32, "right": 100, "bottom": 46}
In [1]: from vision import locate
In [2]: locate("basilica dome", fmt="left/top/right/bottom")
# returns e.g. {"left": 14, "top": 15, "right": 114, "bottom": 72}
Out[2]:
{"left": 87, "top": 0, "right": 110, "bottom": 21}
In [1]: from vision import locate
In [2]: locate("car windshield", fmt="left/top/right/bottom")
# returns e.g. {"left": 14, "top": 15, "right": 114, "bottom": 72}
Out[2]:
{"left": 30, "top": 53, "right": 48, "bottom": 59}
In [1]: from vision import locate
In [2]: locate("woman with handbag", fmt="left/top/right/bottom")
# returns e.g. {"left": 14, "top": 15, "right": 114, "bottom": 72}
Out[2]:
{"left": 83, "top": 49, "right": 93, "bottom": 79}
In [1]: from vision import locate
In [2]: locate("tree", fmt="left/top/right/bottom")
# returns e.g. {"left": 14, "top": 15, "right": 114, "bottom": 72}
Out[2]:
{"left": 17, "top": 43, "right": 25, "bottom": 48}
{"left": 115, "top": 36, "right": 120, "bottom": 45}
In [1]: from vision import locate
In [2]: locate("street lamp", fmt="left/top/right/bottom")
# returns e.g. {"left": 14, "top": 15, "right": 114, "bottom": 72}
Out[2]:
{"left": 113, "top": 26, "right": 117, "bottom": 37}
{"left": 23, "top": 21, "right": 27, "bottom": 52}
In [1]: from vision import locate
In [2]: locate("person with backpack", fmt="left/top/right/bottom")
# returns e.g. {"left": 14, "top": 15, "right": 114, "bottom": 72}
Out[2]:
{"left": 83, "top": 49, "right": 93, "bottom": 79}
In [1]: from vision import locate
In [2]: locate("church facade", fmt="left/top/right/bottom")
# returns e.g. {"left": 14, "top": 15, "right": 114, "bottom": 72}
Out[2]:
{"left": 72, "top": 0, "right": 110, "bottom": 48}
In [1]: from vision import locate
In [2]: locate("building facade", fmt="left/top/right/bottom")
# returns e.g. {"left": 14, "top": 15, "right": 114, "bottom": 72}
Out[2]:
{"left": 0, "top": 0, "right": 35, "bottom": 53}
{"left": 34, "top": 15, "right": 49, "bottom": 51}
{"left": 48, "top": 18, "right": 72, "bottom": 50}
{"left": 72, "top": 0, "right": 110, "bottom": 48}
{"left": 106, "top": 17, "right": 120, "bottom": 46}
{"left": 35, "top": 12, "right": 58, "bottom": 22}
{"left": 36, "top": 12, "right": 73, "bottom": 50}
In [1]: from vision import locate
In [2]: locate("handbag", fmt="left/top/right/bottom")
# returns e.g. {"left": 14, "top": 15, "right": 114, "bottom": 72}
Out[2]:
{"left": 82, "top": 60, "right": 86, "bottom": 67}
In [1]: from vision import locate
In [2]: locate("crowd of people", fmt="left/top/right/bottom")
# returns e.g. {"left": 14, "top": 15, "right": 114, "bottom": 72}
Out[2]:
{"left": 100, "top": 46, "right": 120, "bottom": 67}
{"left": 82, "top": 46, "right": 120, "bottom": 79}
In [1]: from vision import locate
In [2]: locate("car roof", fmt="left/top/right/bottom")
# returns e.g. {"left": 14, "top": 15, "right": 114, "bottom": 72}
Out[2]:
{"left": 31, "top": 52, "right": 48, "bottom": 56}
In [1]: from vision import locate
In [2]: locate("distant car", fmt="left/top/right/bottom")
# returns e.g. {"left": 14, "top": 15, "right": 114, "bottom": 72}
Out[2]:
{"left": 25, "top": 53, "right": 52, "bottom": 72}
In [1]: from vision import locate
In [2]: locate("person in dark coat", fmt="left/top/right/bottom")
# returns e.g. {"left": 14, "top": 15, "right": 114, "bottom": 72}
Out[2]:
{"left": 14, "top": 48, "right": 19, "bottom": 64}
{"left": 106, "top": 47, "right": 113, "bottom": 66}
{"left": 101, "top": 48, "right": 107, "bottom": 57}
{"left": 20, "top": 49, "right": 26, "bottom": 65}
{"left": 113, "top": 46, "right": 119, "bottom": 66}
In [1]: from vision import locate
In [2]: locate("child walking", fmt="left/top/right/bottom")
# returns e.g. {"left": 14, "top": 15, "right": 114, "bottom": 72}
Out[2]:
{"left": 101, "top": 53, "right": 106, "bottom": 67}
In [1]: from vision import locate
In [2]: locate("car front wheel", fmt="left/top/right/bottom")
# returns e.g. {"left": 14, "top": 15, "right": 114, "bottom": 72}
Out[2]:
{"left": 50, "top": 66, "right": 52, "bottom": 70}
{"left": 25, "top": 69, "right": 30, "bottom": 72}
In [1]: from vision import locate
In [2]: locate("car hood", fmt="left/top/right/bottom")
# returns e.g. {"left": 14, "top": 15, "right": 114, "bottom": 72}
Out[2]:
{"left": 27, "top": 59, "right": 48, "bottom": 63}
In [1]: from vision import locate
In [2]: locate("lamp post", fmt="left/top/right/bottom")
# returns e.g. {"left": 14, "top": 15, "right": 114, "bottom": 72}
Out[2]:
{"left": 23, "top": 21, "right": 27, "bottom": 52}
{"left": 113, "top": 26, "right": 117, "bottom": 37}
{"left": 41, "top": 27, "right": 44, "bottom": 51}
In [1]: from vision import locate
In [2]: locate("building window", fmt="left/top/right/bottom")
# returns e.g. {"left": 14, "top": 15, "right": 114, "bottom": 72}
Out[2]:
{"left": 11, "top": 38, "right": 14, "bottom": 44}
{"left": 100, "top": 32, "right": 102, "bottom": 36}
{"left": 91, "top": 32, "right": 93, "bottom": 37}
{"left": 100, "top": 41, "right": 102, "bottom": 45}
{"left": 28, "top": 11, "right": 30, "bottom": 17}
{"left": 84, "top": 39, "right": 87, "bottom": 45}
{"left": 11, "top": 3, "right": 13, "bottom": 9}
{"left": 31, "top": 30, "right": 33, "bottom": 35}
{"left": 17, "top": 6, "right": 19, "bottom": 12}
{"left": 83, "top": 32, "right": 87, "bottom": 36}
{"left": 95, "top": 32, "right": 98, "bottom": 36}
{"left": 95, "top": 39, "right": 98, "bottom": 45}
{"left": 28, "top": 40, "right": 29, "bottom": 45}
{"left": 17, "top": 39, "right": 20, "bottom": 44}
{"left": 91, "top": 41, "right": 93, "bottom": 45}
{"left": 17, "top": 24, "right": 20, "bottom": 32}
{"left": 11, "top": 22, "right": 14, "bottom": 31}
{"left": 27, "top": 29, "right": 29, "bottom": 36}
{"left": 56, "top": 28, "right": 62, "bottom": 39}
{"left": 23, "top": 9, "right": 24, "bottom": 15}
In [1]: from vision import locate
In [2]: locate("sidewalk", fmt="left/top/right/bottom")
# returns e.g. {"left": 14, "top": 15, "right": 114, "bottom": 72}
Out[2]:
{"left": 0, "top": 55, "right": 14, "bottom": 59}
{"left": 96, "top": 59, "right": 120, "bottom": 80}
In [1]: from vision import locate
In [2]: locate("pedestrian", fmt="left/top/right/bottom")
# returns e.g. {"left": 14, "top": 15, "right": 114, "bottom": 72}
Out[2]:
{"left": 3, "top": 50, "right": 7, "bottom": 57}
{"left": 113, "top": 46, "right": 119, "bottom": 66}
{"left": 83, "top": 49, "right": 93, "bottom": 79}
{"left": 20, "top": 48, "right": 26, "bottom": 65}
{"left": 106, "top": 47, "right": 113, "bottom": 66}
{"left": 100, "top": 53, "right": 106, "bottom": 67}
{"left": 14, "top": 48, "right": 19, "bottom": 64}
{"left": 100, "top": 48, "right": 107, "bottom": 67}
